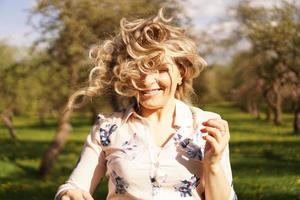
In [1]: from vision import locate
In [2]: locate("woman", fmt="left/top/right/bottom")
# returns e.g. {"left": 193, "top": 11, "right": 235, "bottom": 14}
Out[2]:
{"left": 55, "top": 9, "right": 237, "bottom": 200}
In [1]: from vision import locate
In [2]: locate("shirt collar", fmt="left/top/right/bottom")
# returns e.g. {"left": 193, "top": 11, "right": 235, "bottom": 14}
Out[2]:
{"left": 122, "top": 99, "right": 193, "bottom": 128}
{"left": 173, "top": 99, "right": 193, "bottom": 128}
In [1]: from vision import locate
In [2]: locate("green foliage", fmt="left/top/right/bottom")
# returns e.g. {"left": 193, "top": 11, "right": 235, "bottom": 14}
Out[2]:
{"left": 0, "top": 43, "right": 33, "bottom": 113}
{"left": 193, "top": 65, "right": 228, "bottom": 104}
{"left": 0, "top": 43, "right": 16, "bottom": 111}
{"left": 234, "top": 0, "right": 300, "bottom": 84}
{"left": 0, "top": 103, "right": 299, "bottom": 200}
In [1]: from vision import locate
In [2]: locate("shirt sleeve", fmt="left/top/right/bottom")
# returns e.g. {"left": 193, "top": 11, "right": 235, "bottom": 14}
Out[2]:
{"left": 192, "top": 108, "right": 237, "bottom": 199}
{"left": 214, "top": 112, "right": 237, "bottom": 199}
{"left": 220, "top": 144, "right": 237, "bottom": 200}
{"left": 54, "top": 122, "right": 107, "bottom": 200}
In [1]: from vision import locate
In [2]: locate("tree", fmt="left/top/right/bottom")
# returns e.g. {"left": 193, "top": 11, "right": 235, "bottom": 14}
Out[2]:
{"left": 226, "top": 51, "right": 265, "bottom": 118}
{"left": 227, "top": 0, "right": 300, "bottom": 130}
{"left": 0, "top": 42, "right": 18, "bottom": 139}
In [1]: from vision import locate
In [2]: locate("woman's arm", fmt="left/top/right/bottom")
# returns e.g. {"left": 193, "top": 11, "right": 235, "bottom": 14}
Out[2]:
{"left": 197, "top": 119, "right": 235, "bottom": 200}
{"left": 196, "top": 146, "right": 234, "bottom": 200}
{"left": 55, "top": 124, "right": 107, "bottom": 200}
{"left": 202, "top": 153, "right": 232, "bottom": 200}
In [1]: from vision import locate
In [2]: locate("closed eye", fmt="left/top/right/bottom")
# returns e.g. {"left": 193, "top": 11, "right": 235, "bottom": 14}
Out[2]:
{"left": 157, "top": 63, "right": 169, "bottom": 73}
{"left": 158, "top": 68, "right": 169, "bottom": 73}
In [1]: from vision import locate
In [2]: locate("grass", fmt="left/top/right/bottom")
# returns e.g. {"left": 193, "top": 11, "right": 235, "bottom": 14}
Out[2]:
{"left": 0, "top": 102, "right": 300, "bottom": 200}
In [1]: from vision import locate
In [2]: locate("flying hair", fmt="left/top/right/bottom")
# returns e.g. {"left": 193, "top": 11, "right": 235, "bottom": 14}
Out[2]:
{"left": 66, "top": 8, "right": 207, "bottom": 111}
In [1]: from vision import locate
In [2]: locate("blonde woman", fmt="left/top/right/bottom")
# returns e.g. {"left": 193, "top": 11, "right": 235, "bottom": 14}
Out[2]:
{"left": 55, "top": 9, "right": 237, "bottom": 200}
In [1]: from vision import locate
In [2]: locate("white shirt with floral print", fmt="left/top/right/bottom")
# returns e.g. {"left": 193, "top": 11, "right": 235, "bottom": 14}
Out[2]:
{"left": 55, "top": 99, "right": 237, "bottom": 200}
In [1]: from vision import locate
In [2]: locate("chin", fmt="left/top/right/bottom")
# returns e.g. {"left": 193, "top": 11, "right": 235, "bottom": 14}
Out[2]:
{"left": 140, "top": 102, "right": 164, "bottom": 110}
{"left": 139, "top": 98, "right": 167, "bottom": 110}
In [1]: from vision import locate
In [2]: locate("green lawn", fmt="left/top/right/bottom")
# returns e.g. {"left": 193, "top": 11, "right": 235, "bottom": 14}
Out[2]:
{"left": 0, "top": 102, "right": 300, "bottom": 200}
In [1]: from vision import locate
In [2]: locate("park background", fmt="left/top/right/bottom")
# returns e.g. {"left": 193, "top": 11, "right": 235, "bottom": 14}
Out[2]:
{"left": 0, "top": 0, "right": 299, "bottom": 199}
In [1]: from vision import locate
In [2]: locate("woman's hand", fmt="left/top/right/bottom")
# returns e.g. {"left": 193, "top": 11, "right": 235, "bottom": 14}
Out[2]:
{"left": 59, "top": 189, "right": 94, "bottom": 200}
{"left": 200, "top": 118, "right": 230, "bottom": 167}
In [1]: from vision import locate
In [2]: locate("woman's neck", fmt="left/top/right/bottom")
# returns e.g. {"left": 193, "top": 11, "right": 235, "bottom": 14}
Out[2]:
{"left": 139, "top": 98, "right": 176, "bottom": 124}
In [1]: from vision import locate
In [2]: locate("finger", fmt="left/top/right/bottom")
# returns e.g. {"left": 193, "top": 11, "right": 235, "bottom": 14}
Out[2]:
{"left": 201, "top": 127, "right": 222, "bottom": 143}
{"left": 203, "top": 119, "right": 228, "bottom": 135}
{"left": 67, "top": 190, "right": 84, "bottom": 200}
{"left": 224, "top": 129, "right": 230, "bottom": 142}
{"left": 205, "top": 126, "right": 229, "bottom": 147}
{"left": 61, "top": 195, "right": 71, "bottom": 200}
{"left": 82, "top": 191, "right": 94, "bottom": 200}
{"left": 202, "top": 134, "right": 219, "bottom": 153}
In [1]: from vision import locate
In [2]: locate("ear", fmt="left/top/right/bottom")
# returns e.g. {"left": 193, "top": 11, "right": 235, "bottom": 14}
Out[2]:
{"left": 177, "top": 76, "right": 183, "bottom": 85}
{"left": 176, "top": 64, "right": 184, "bottom": 85}
{"left": 178, "top": 66, "right": 185, "bottom": 82}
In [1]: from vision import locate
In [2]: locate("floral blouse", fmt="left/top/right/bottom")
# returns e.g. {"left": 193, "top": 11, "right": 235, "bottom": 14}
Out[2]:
{"left": 55, "top": 99, "right": 237, "bottom": 200}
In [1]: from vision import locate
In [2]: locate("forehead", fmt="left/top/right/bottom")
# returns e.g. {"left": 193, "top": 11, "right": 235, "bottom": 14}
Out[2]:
{"left": 161, "top": 56, "right": 180, "bottom": 73}
{"left": 133, "top": 51, "right": 180, "bottom": 75}
{"left": 151, "top": 54, "right": 178, "bottom": 71}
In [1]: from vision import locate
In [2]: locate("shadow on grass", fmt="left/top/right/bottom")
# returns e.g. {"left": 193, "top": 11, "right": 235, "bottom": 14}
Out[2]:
{"left": 0, "top": 115, "right": 94, "bottom": 132}
{"left": 230, "top": 140, "right": 300, "bottom": 200}
{"left": 0, "top": 137, "right": 99, "bottom": 200}
{"left": 237, "top": 191, "right": 300, "bottom": 200}
{"left": 0, "top": 138, "right": 85, "bottom": 187}
{"left": 0, "top": 139, "right": 83, "bottom": 161}
{"left": 0, "top": 181, "right": 108, "bottom": 200}
{"left": 230, "top": 140, "right": 300, "bottom": 171}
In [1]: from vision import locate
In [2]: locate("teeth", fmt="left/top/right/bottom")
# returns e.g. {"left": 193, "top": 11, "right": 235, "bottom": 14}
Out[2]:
{"left": 142, "top": 89, "right": 161, "bottom": 95}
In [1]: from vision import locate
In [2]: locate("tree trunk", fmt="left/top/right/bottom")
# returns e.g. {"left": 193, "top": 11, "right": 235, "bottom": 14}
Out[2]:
{"left": 254, "top": 101, "right": 260, "bottom": 119}
{"left": 265, "top": 82, "right": 282, "bottom": 125}
{"left": 39, "top": 63, "right": 78, "bottom": 178}
{"left": 266, "top": 106, "right": 272, "bottom": 122}
{"left": 246, "top": 100, "right": 252, "bottom": 114}
{"left": 250, "top": 101, "right": 260, "bottom": 119}
{"left": 294, "top": 104, "right": 300, "bottom": 134}
{"left": 264, "top": 91, "right": 273, "bottom": 122}
{"left": 0, "top": 112, "right": 17, "bottom": 140}
{"left": 253, "top": 106, "right": 260, "bottom": 119}
{"left": 273, "top": 86, "right": 282, "bottom": 125}
{"left": 273, "top": 106, "right": 282, "bottom": 125}
{"left": 39, "top": 109, "right": 72, "bottom": 178}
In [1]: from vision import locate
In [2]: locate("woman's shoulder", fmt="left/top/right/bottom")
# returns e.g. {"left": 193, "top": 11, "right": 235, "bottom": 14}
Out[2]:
{"left": 189, "top": 106, "right": 222, "bottom": 121}
{"left": 90, "top": 110, "right": 126, "bottom": 147}
{"left": 95, "top": 110, "right": 126, "bottom": 126}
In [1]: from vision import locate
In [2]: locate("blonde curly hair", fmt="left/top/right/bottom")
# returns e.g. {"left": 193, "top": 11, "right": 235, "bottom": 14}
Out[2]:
{"left": 67, "top": 8, "right": 207, "bottom": 111}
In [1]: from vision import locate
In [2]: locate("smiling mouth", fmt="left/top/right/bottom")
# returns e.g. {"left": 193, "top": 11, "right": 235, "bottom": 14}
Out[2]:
{"left": 141, "top": 88, "right": 162, "bottom": 95}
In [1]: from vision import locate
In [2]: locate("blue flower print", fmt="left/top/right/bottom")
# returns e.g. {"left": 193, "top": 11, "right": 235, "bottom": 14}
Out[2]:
{"left": 150, "top": 177, "right": 161, "bottom": 196}
{"left": 173, "top": 132, "right": 183, "bottom": 144}
{"left": 179, "top": 138, "right": 203, "bottom": 160}
{"left": 174, "top": 175, "right": 200, "bottom": 197}
{"left": 121, "top": 133, "right": 139, "bottom": 160}
{"left": 99, "top": 123, "right": 118, "bottom": 146}
{"left": 122, "top": 133, "right": 138, "bottom": 151}
{"left": 179, "top": 138, "right": 191, "bottom": 148}
{"left": 190, "top": 175, "right": 200, "bottom": 187}
{"left": 111, "top": 170, "right": 129, "bottom": 194}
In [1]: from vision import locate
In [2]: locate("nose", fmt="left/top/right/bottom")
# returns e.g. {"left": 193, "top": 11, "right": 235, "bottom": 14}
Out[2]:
{"left": 143, "top": 71, "right": 158, "bottom": 87}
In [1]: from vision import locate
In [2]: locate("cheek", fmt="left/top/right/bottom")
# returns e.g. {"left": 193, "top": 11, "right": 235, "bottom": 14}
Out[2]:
{"left": 158, "top": 73, "right": 172, "bottom": 89}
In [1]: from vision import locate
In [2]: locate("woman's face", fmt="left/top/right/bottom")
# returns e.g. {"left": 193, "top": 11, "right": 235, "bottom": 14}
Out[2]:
{"left": 137, "top": 61, "right": 182, "bottom": 112}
